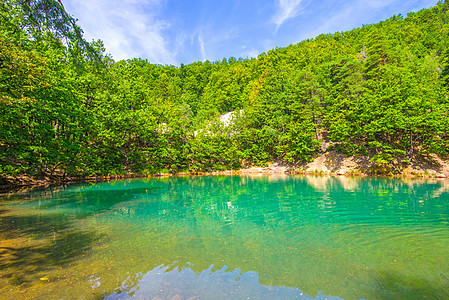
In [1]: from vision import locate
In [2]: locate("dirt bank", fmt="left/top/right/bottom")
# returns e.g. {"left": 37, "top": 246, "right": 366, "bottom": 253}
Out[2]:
{"left": 234, "top": 150, "right": 449, "bottom": 178}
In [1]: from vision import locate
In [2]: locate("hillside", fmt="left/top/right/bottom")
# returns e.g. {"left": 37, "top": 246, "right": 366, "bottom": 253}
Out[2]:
{"left": 1, "top": 0, "right": 449, "bottom": 184}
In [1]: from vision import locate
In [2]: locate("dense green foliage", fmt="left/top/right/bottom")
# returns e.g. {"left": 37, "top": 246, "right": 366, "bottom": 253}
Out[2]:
{"left": 1, "top": 0, "right": 449, "bottom": 180}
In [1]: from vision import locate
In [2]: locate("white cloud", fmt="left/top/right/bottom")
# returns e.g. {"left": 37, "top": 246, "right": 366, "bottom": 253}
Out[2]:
{"left": 272, "top": 0, "right": 303, "bottom": 31}
{"left": 64, "top": 0, "right": 177, "bottom": 64}
{"left": 198, "top": 35, "right": 207, "bottom": 62}
{"left": 189, "top": 25, "right": 240, "bottom": 62}
{"left": 241, "top": 48, "right": 260, "bottom": 59}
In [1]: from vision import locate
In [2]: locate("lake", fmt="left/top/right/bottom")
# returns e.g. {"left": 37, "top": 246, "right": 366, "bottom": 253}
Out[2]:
{"left": 1, "top": 175, "right": 448, "bottom": 299}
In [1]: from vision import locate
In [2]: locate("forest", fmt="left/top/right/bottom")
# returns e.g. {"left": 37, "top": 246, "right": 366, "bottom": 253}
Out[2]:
{"left": 1, "top": 0, "right": 449, "bottom": 184}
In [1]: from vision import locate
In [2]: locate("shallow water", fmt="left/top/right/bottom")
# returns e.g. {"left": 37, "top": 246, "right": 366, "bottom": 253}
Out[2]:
{"left": 0, "top": 175, "right": 448, "bottom": 299}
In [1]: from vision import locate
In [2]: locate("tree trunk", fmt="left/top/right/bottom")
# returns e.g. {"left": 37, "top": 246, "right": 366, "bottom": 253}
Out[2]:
{"left": 54, "top": 119, "right": 59, "bottom": 141}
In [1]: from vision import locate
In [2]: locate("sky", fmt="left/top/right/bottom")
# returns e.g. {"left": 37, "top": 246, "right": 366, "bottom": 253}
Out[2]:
{"left": 63, "top": 0, "right": 439, "bottom": 65}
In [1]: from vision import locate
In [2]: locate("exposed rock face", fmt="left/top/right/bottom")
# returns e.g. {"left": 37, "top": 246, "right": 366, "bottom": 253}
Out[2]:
{"left": 288, "top": 150, "right": 449, "bottom": 177}
{"left": 404, "top": 154, "right": 449, "bottom": 177}
{"left": 219, "top": 110, "right": 244, "bottom": 126}
{"left": 297, "top": 151, "right": 363, "bottom": 175}
{"left": 235, "top": 151, "right": 449, "bottom": 178}
{"left": 239, "top": 163, "right": 288, "bottom": 174}
{"left": 195, "top": 110, "right": 244, "bottom": 136}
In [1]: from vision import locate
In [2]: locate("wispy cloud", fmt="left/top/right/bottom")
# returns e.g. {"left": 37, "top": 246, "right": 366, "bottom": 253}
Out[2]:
{"left": 190, "top": 25, "right": 240, "bottom": 61}
{"left": 63, "top": 0, "right": 438, "bottom": 65}
{"left": 198, "top": 35, "right": 206, "bottom": 62}
{"left": 272, "top": 0, "right": 303, "bottom": 31}
{"left": 64, "top": 0, "right": 177, "bottom": 64}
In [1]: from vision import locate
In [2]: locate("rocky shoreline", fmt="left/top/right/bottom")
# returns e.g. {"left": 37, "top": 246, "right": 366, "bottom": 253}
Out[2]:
{"left": 196, "top": 150, "right": 449, "bottom": 179}
{"left": 1, "top": 151, "right": 448, "bottom": 194}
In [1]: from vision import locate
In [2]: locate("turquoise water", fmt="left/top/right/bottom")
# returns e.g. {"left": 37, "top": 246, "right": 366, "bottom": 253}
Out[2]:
{"left": 1, "top": 175, "right": 448, "bottom": 299}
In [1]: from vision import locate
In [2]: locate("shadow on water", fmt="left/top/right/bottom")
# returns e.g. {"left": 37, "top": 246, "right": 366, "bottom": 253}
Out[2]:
{"left": 30, "top": 186, "right": 161, "bottom": 218}
{"left": 0, "top": 230, "right": 100, "bottom": 268}
{"left": 0, "top": 180, "right": 154, "bottom": 288}
{"left": 0, "top": 211, "right": 73, "bottom": 239}
{"left": 371, "top": 270, "right": 449, "bottom": 300}
{"left": 0, "top": 206, "right": 103, "bottom": 287}
{"left": 0, "top": 229, "right": 101, "bottom": 286}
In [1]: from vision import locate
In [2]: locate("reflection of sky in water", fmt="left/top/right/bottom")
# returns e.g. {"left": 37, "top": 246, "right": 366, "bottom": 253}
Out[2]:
{"left": 106, "top": 265, "right": 342, "bottom": 300}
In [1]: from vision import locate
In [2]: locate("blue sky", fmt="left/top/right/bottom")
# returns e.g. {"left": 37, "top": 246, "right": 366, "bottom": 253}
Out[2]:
{"left": 64, "top": 0, "right": 438, "bottom": 65}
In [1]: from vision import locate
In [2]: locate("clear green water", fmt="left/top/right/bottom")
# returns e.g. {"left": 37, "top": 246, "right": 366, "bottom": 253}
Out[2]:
{"left": 1, "top": 175, "right": 448, "bottom": 300}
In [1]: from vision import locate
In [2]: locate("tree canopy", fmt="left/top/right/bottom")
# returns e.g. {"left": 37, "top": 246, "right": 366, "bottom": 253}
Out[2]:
{"left": 1, "top": 0, "right": 449, "bottom": 181}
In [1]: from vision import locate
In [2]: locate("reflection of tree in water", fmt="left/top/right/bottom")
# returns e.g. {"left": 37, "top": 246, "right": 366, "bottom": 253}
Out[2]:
{"left": 133, "top": 176, "right": 449, "bottom": 227}
{"left": 1, "top": 176, "right": 449, "bottom": 298}
{"left": 4, "top": 176, "right": 448, "bottom": 237}
{"left": 96, "top": 177, "right": 449, "bottom": 294}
